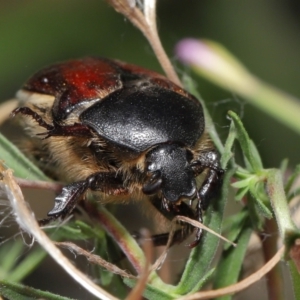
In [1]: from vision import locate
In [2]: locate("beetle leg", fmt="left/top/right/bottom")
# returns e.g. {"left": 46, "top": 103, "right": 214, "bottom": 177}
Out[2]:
{"left": 193, "top": 150, "right": 224, "bottom": 209}
{"left": 12, "top": 107, "right": 54, "bottom": 130}
{"left": 188, "top": 192, "right": 203, "bottom": 248}
{"left": 45, "top": 172, "right": 126, "bottom": 218}
{"left": 12, "top": 106, "right": 93, "bottom": 139}
{"left": 146, "top": 196, "right": 196, "bottom": 247}
{"left": 38, "top": 180, "right": 89, "bottom": 226}
{"left": 47, "top": 180, "right": 89, "bottom": 216}
{"left": 189, "top": 150, "right": 224, "bottom": 247}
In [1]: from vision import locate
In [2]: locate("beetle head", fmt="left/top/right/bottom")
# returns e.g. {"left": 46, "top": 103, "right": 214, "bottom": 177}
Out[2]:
{"left": 142, "top": 144, "right": 196, "bottom": 203}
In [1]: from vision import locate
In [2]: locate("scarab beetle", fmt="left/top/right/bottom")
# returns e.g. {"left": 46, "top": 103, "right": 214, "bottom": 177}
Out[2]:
{"left": 12, "top": 57, "right": 224, "bottom": 247}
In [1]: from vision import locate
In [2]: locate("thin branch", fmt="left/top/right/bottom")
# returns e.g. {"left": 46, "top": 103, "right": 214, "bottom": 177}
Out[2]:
{"left": 15, "top": 177, "right": 62, "bottom": 194}
{"left": 125, "top": 229, "right": 153, "bottom": 300}
{"left": 106, "top": 0, "right": 182, "bottom": 86}
{"left": 57, "top": 241, "right": 136, "bottom": 279}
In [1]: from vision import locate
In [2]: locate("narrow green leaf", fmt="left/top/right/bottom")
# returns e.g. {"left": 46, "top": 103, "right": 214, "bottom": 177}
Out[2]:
{"left": 7, "top": 247, "right": 47, "bottom": 282}
{"left": 235, "top": 167, "right": 251, "bottom": 179}
{"left": 227, "top": 111, "right": 263, "bottom": 173}
{"left": 234, "top": 187, "right": 249, "bottom": 201}
{"left": 279, "top": 158, "right": 289, "bottom": 176}
{"left": 0, "top": 242, "right": 24, "bottom": 276}
{"left": 221, "top": 120, "right": 236, "bottom": 168}
{"left": 50, "top": 220, "right": 105, "bottom": 241}
{"left": 174, "top": 168, "right": 234, "bottom": 294}
{"left": 247, "top": 194, "right": 265, "bottom": 231}
{"left": 142, "top": 283, "right": 177, "bottom": 300}
{"left": 248, "top": 180, "right": 272, "bottom": 219}
{"left": 0, "top": 132, "right": 48, "bottom": 180}
{"left": 124, "top": 278, "right": 176, "bottom": 300}
{"left": 222, "top": 209, "right": 249, "bottom": 251}
{"left": 285, "top": 165, "right": 300, "bottom": 197}
{"left": 287, "top": 187, "right": 300, "bottom": 202}
{"left": 231, "top": 177, "right": 252, "bottom": 189}
{"left": 213, "top": 227, "right": 252, "bottom": 300}
{"left": 0, "top": 280, "right": 75, "bottom": 300}
{"left": 94, "top": 235, "right": 114, "bottom": 287}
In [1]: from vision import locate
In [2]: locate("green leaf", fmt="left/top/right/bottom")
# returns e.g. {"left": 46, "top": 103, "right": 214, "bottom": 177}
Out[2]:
{"left": 222, "top": 209, "right": 249, "bottom": 251}
{"left": 174, "top": 168, "right": 235, "bottom": 294}
{"left": 287, "top": 187, "right": 300, "bottom": 202}
{"left": 0, "top": 280, "right": 75, "bottom": 300}
{"left": 0, "top": 241, "right": 24, "bottom": 278}
{"left": 221, "top": 120, "right": 236, "bottom": 168}
{"left": 231, "top": 177, "right": 252, "bottom": 189}
{"left": 247, "top": 194, "right": 265, "bottom": 231}
{"left": 248, "top": 180, "right": 272, "bottom": 218}
{"left": 0, "top": 241, "right": 46, "bottom": 283}
{"left": 279, "top": 158, "right": 289, "bottom": 175}
{"left": 213, "top": 227, "right": 252, "bottom": 300}
{"left": 227, "top": 111, "right": 263, "bottom": 173}
{"left": 50, "top": 220, "right": 105, "bottom": 241}
{"left": 234, "top": 187, "right": 249, "bottom": 201}
{"left": 285, "top": 164, "right": 300, "bottom": 197}
{"left": 6, "top": 247, "right": 46, "bottom": 282}
{"left": 0, "top": 132, "right": 48, "bottom": 180}
{"left": 235, "top": 167, "right": 251, "bottom": 179}
{"left": 124, "top": 279, "right": 176, "bottom": 300}
{"left": 94, "top": 235, "right": 114, "bottom": 287}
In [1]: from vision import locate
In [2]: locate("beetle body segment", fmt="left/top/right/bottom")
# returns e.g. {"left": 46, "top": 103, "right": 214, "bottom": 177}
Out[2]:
{"left": 13, "top": 57, "right": 224, "bottom": 247}
{"left": 80, "top": 85, "right": 204, "bottom": 153}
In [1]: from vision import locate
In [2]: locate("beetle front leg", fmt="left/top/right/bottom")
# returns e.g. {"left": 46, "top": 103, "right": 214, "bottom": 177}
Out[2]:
{"left": 43, "top": 172, "right": 126, "bottom": 220}
{"left": 39, "top": 180, "right": 90, "bottom": 225}
{"left": 191, "top": 150, "right": 224, "bottom": 247}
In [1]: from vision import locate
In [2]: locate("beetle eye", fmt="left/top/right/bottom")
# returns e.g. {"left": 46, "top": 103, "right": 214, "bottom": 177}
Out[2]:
{"left": 142, "top": 171, "right": 162, "bottom": 195}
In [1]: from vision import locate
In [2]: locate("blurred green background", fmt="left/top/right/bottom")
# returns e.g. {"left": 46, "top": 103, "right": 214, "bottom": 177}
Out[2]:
{"left": 1, "top": 0, "right": 300, "bottom": 168}
{"left": 0, "top": 1, "right": 300, "bottom": 299}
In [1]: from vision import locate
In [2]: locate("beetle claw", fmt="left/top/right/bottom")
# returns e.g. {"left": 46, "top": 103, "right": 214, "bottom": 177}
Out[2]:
{"left": 188, "top": 228, "right": 202, "bottom": 248}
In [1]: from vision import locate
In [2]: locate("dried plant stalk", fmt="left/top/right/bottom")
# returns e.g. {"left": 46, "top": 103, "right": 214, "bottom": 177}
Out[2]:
{"left": 106, "top": 0, "right": 182, "bottom": 86}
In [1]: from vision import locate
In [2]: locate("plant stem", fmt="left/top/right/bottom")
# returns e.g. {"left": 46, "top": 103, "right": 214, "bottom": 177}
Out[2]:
{"left": 266, "top": 169, "right": 297, "bottom": 239}
{"left": 146, "top": 29, "right": 182, "bottom": 86}
{"left": 261, "top": 218, "right": 284, "bottom": 300}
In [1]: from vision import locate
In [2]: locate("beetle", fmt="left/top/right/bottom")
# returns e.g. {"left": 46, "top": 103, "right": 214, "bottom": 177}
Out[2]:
{"left": 12, "top": 57, "right": 224, "bottom": 247}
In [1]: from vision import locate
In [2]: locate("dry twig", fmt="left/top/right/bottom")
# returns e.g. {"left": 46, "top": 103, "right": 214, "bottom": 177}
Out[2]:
{"left": 106, "top": 0, "right": 182, "bottom": 86}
